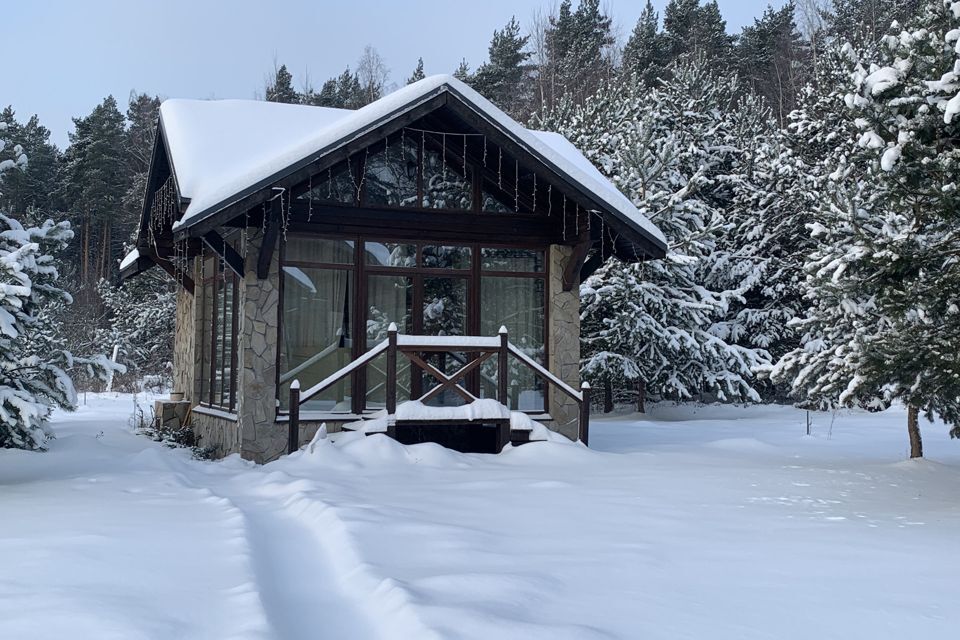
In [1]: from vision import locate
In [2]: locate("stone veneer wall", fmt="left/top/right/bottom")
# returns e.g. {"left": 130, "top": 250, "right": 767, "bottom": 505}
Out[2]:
{"left": 236, "top": 228, "right": 285, "bottom": 463}
{"left": 192, "top": 409, "right": 242, "bottom": 457}
{"left": 547, "top": 244, "right": 582, "bottom": 441}
{"left": 172, "top": 285, "right": 195, "bottom": 399}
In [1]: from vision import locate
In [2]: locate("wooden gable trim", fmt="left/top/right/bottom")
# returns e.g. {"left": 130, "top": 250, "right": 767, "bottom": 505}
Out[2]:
{"left": 174, "top": 90, "right": 451, "bottom": 241}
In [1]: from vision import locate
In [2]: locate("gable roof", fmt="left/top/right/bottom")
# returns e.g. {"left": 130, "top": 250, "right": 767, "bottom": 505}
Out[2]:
{"left": 152, "top": 75, "right": 666, "bottom": 255}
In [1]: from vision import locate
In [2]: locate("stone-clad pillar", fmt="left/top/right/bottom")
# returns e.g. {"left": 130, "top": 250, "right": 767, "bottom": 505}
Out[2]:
{"left": 172, "top": 270, "right": 196, "bottom": 400}
{"left": 547, "top": 244, "right": 582, "bottom": 441}
{"left": 237, "top": 228, "right": 284, "bottom": 463}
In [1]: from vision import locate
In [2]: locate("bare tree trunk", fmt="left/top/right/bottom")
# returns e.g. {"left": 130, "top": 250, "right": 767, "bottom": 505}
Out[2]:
{"left": 637, "top": 379, "right": 645, "bottom": 414}
{"left": 907, "top": 404, "right": 923, "bottom": 459}
{"left": 603, "top": 378, "right": 613, "bottom": 414}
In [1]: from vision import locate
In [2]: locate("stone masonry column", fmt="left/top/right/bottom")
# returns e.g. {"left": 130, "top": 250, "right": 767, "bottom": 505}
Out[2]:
{"left": 547, "top": 244, "right": 582, "bottom": 441}
{"left": 237, "top": 228, "right": 284, "bottom": 463}
{"left": 172, "top": 271, "right": 196, "bottom": 401}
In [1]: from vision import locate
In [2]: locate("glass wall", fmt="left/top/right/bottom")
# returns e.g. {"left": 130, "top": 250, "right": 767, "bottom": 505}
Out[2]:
{"left": 279, "top": 237, "right": 548, "bottom": 415}
{"left": 199, "top": 254, "right": 239, "bottom": 411}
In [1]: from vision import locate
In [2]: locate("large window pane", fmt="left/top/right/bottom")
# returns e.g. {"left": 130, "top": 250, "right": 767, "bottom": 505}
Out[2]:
{"left": 365, "top": 275, "right": 413, "bottom": 409}
{"left": 422, "top": 245, "right": 470, "bottom": 270}
{"left": 481, "top": 276, "right": 546, "bottom": 411}
{"left": 364, "top": 139, "right": 419, "bottom": 207}
{"left": 286, "top": 236, "right": 354, "bottom": 264}
{"left": 423, "top": 146, "right": 472, "bottom": 210}
{"left": 279, "top": 267, "right": 353, "bottom": 412}
{"left": 300, "top": 162, "right": 356, "bottom": 205}
{"left": 365, "top": 242, "right": 416, "bottom": 268}
{"left": 421, "top": 277, "right": 468, "bottom": 406}
{"left": 481, "top": 248, "right": 544, "bottom": 272}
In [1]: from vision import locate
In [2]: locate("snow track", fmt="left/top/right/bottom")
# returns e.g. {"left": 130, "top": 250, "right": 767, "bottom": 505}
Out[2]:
{"left": 201, "top": 475, "right": 382, "bottom": 640}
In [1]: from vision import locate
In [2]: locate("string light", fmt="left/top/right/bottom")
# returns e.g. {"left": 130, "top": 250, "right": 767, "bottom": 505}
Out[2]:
{"left": 307, "top": 174, "right": 313, "bottom": 222}
{"left": 514, "top": 159, "right": 519, "bottom": 212}
{"left": 562, "top": 194, "right": 567, "bottom": 241}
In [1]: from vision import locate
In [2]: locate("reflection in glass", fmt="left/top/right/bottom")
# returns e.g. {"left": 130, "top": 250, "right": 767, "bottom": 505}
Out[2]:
{"left": 422, "top": 245, "right": 471, "bottom": 270}
{"left": 366, "top": 275, "right": 413, "bottom": 408}
{"left": 300, "top": 162, "right": 357, "bottom": 205}
{"left": 480, "top": 248, "right": 544, "bottom": 272}
{"left": 423, "top": 146, "right": 472, "bottom": 210}
{"left": 421, "top": 277, "right": 468, "bottom": 406}
{"left": 365, "top": 242, "right": 416, "bottom": 268}
{"left": 364, "top": 139, "right": 419, "bottom": 207}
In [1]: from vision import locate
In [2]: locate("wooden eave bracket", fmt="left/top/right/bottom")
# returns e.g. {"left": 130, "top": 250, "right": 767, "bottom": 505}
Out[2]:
{"left": 562, "top": 238, "right": 592, "bottom": 292}
{"left": 201, "top": 230, "right": 245, "bottom": 278}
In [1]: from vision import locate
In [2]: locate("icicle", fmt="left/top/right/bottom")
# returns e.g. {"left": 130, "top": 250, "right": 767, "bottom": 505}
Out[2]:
{"left": 463, "top": 134, "right": 468, "bottom": 179}
{"left": 547, "top": 184, "right": 552, "bottom": 216}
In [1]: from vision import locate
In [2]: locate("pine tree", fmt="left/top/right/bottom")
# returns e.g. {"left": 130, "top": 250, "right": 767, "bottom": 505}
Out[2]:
{"left": 736, "top": 2, "right": 810, "bottom": 124}
{"left": 771, "top": 0, "right": 960, "bottom": 456}
{"left": 541, "top": 0, "right": 615, "bottom": 109}
{"left": 265, "top": 64, "right": 299, "bottom": 104}
{"left": 0, "top": 107, "right": 59, "bottom": 223}
{"left": 826, "top": 0, "right": 925, "bottom": 46}
{"left": 471, "top": 17, "right": 535, "bottom": 119}
{"left": 0, "top": 126, "right": 117, "bottom": 449}
{"left": 621, "top": 1, "right": 666, "bottom": 85}
{"left": 407, "top": 57, "right": 426, "bottom": 84}
{"left": 57, "top": 96, "right": 130, "bottom": 292}
{"left": 453, "top": 58, "right": 472, "bottom": 82}
{"left": 662, "top": 0, "right": 734, "bottom": 72}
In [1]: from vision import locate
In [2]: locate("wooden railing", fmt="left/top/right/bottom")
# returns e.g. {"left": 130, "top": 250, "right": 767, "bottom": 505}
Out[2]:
{"left": 286, "top": 324, "right": 591, "bottom": 453}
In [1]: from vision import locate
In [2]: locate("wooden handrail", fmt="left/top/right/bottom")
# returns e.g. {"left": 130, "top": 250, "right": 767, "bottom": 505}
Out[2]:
{"left": 286, "top": 325, "right": 591, "bottom": 454}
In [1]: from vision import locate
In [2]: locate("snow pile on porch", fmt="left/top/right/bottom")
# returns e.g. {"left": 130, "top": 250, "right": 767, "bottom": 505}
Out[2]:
{"left": 3, "top": 395, "right": 959, "bottom": 639}
{"left": 342, "top": 399, "right": 523, "bottom": 434}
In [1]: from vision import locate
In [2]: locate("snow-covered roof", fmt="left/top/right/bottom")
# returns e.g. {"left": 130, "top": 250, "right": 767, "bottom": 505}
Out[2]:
{"left": 158, "top": 75, "right": 666, "bottom": 249}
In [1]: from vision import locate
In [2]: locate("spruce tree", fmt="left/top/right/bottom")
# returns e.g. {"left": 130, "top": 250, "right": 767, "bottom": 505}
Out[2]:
{"left": 265, "top": 64, "right": 299, "bottom": 104}
{"left": 471, "top": 17, "right": 534, "bottom": 119}
{"left": 771, "top": 0, "right": 960, "bottom": 456}
{"left": 621, "top": 1, "right": 666, "bottom": 85}
{"left": 407, "top": 57, "right": 426, "bottom": 84}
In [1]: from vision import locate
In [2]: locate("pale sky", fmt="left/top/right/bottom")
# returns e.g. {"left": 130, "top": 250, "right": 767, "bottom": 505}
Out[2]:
{"left": 4, "top": 0, "right": 785, "bottom": 148}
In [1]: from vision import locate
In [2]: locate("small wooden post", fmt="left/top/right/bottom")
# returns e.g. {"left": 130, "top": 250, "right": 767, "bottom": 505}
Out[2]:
{"left": 386, "top": 323, "right": 398, "bottom": 415}
{"left": 498, "top": 326, "right": 509, "bottom": 407}
{"left": 580, "top": 381, "right": 591, "bottom": 447}
{"left": 288, "top": 379, "right": 301, "bottom": 454}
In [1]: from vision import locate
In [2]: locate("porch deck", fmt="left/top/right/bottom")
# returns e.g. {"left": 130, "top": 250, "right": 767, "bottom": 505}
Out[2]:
{"left": 286, "top": 325, "right": 590, "bottom": 454}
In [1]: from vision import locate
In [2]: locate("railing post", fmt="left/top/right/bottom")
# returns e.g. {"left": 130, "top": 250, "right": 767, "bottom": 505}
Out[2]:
{"left": 498, "top": 326, "right": 508, "bottom": 407}
{"left": 386, "top": 322, "right": 398, "bottom": 415}
{"left": 580, "top": 381, "right": 591, "bottom": 447}
{"left": 288, "top": 379, "right": 301, "bottom": 454}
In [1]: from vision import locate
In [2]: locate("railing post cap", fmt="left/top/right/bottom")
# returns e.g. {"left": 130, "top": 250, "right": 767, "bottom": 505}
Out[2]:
{"left": 581, "top": 381, "right": 591, "bottom": 390}
{"left": 498, "top": 325, "right": 508, "bottom": 335}
{"left": 388, "top": 322, "right": 398, "bottom": 333}
{"left": 290, "top": 379, "right": 301, "bottom": 390}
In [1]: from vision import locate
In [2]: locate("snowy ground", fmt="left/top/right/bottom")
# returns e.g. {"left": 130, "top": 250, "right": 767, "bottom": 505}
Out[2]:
{"left": 2, "top": 395, "right": 958, "bottom": 639}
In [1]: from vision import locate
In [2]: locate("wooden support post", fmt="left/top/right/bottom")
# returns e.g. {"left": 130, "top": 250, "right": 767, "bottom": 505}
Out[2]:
{"left": 288, "top": 380, "right": 300, "bottom": 454}
{"left": 386, "top": 323, "right": 398, "bottom": 415}
{"left": 580, "top": 382, "right": 591, "bottom": 447}
{"left": 498, "top": 326, "right": 509, "bottom": 408}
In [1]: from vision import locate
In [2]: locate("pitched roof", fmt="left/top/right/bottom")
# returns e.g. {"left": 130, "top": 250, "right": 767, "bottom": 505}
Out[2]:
{"left": 157, "top": 75, "right": 666, "bottom": 251}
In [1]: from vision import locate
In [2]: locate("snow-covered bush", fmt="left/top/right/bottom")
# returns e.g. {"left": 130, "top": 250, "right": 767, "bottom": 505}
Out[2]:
{"left": 0, "top": 126, "right": 119, "bottom": 450}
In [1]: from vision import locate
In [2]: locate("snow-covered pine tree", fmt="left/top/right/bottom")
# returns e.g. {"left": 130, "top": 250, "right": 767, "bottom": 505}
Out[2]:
{"left": 771, "top": 0, "right": 960, "bottom": 456}
{"left": 538, "top": 60, "right": 772, "bottom": 405}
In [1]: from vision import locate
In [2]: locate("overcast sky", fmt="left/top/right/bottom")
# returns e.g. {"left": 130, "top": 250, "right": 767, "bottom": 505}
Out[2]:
{"left": 4, "top": 0, "right": 785, "bottom": 148}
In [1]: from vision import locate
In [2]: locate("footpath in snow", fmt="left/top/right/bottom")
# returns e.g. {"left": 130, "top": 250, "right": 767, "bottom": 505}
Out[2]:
{"left": 1, "top": 394, "right": 959, "bottom": 639}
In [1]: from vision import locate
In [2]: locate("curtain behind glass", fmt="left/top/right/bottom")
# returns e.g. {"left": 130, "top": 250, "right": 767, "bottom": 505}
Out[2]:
{"left": 279, "top": 267, "right": 352, "bottom": 411}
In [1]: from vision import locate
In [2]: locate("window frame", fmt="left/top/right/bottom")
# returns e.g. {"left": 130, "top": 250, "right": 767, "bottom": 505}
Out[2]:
{"left": 199, "top": 253, "right": 239, "bottom": 412}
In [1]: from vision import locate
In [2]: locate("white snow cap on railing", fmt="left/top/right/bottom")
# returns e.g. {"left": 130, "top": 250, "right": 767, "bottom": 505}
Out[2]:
{"left": 581, "top": 381, "right": 591, "bottom": 390}
{"left": 388, "top": 322, "right": 398, "bottom": 332}
{"left": 498, "top": 325, "right": 508, "bottom": 334}
{"left": 290, "top": 379, "right": 300, "bottom": 390}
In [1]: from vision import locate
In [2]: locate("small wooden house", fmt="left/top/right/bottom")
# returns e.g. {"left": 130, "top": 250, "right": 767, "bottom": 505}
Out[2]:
{"left": 122, "top": 75, "right": 665, "bottom": 462}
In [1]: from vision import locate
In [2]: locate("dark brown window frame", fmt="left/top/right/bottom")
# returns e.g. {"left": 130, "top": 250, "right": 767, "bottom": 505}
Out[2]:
{"left": 277, "top": 233, "right": 550, "bottom": 416}
{"left": 199, "top": 253, "right": 239, "bottom": 412}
